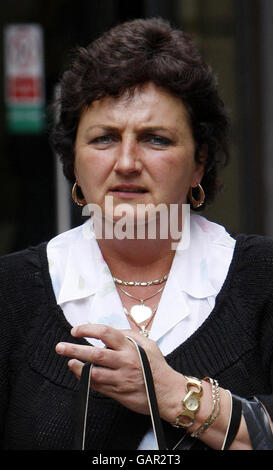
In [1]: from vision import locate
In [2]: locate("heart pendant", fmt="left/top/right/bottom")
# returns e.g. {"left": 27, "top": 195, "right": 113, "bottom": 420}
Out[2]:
{"left": 129, "top": 304, "right": 153, "bottom": 323}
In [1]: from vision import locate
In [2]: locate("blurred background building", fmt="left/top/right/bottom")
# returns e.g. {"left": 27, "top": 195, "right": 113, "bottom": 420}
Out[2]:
{"left": 0, "top": 0, "right": 272, "bottom": 255}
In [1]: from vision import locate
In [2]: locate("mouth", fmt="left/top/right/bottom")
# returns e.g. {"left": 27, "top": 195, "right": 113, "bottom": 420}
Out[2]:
{"left": 109, "top": 185, "right": 148, "bottom": 197}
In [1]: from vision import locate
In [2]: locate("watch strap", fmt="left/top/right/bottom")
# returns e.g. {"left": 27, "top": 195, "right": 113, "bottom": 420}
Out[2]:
{"left": 173, "top": 376, "right": 203, "bottom": 428}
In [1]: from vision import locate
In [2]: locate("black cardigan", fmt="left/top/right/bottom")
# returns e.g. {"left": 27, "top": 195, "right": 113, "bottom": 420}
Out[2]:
{"left": 0, "top": 234, "right": 273, "bottom": 450}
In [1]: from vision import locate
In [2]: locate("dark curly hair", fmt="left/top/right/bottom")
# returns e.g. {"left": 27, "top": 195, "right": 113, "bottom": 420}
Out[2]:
{"left": 49, "top": 17, "right": 230, "bottom": 210}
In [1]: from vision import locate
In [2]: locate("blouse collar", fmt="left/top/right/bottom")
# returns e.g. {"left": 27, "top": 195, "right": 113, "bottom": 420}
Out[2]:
{"left": 55, "top": 214, "right": 234, "bottom": 306}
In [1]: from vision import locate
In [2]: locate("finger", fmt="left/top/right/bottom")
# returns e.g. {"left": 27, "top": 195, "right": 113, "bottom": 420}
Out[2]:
{"left": 88, "top": 367, "right": 149, "bottom": 414}
{"left": 120, "top": 329, "right": 154, "bottom": 348}
{"left": 68, "top": 359, "right": 119, "bottom": 389}
{"left": 85, "top": 365, "right": 144, "bottom": 396}
{"left": 89, "top": 365, "right": 119, "bottom": 386}
{"left": 71, "top": 323, "right": 128, "bottom": 351}
{"left": 68, "top": 359, "right": 83, "bottom": 380}
{"left": 55, "top": 342, "right": 122, "bottom": 368}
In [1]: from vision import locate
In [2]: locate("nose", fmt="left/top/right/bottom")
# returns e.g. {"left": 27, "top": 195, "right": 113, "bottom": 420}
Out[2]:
{"left": 114, "top": 137, "right": 142, "bottom": 175}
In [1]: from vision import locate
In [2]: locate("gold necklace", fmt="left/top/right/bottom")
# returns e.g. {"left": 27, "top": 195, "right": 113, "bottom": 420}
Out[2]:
{"left": 113, "top": 273, "right": 168, "bottom": 287}
{"left": 117, "top": 284, "right": 165, "bottom": 325}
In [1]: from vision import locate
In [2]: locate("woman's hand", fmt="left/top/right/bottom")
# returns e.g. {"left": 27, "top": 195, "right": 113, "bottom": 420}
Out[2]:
{"left": 55, "top": 323, "right": 184, "bottom": 419}
{"left": 55, "top": 324, "right": 258, "bottom": 449}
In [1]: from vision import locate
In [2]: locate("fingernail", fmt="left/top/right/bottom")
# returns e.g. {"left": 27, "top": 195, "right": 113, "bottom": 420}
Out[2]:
{"left": 56, "top": 343, "right": 65, "bottom": 353}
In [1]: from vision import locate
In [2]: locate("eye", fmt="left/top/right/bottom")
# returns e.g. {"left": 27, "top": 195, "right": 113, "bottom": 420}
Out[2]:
{"left": 142, "top": 134, "right": 172, "bottom": 147}
{"left": 91, "top": 134, "right": 117, "bottom": 146}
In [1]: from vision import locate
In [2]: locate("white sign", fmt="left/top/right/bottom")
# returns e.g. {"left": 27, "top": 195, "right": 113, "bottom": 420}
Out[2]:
{"left": 4, "top": 24, "right": 45, "bottom": 133}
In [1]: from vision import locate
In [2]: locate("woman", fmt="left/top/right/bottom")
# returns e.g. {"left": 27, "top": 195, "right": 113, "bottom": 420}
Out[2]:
{"left": 0, "top": 17, "right": 272, "bottom": 451}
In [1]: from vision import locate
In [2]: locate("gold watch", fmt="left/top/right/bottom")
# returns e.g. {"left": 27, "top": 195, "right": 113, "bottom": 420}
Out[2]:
{"left": 172, "top": 376, "right": 203, "bottom": 428}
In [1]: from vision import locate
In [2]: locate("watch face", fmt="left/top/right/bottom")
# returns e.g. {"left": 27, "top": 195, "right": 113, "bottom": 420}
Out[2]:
{"left": 185, "top": 395, "right": 199, "bottom": 411}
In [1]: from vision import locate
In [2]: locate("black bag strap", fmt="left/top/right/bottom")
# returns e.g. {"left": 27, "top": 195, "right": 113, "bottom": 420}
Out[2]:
{"left": 222, "top": 394, "right": 242, "bottom": 450}
{"left": 72, "top": 336, "right": 167, "bottom": 450}
{"left": 126, "top": 336, "right": 167, "bottom": 450}
{"left": 241, "top": 396, "right": 273, "bottom": 450}
{"left": 72, "top": 361, "right": 94, "bottom": 450}
{"left": 72, "top": 344, "right": 273, "bottom": 450}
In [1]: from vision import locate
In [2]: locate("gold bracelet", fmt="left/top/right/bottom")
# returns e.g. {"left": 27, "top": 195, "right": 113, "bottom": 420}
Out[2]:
{"left": 190, "top": 377, "right": 221, "bottom": 439}
{"left": 172, "top": 376, "right": 203, "bottom": 429}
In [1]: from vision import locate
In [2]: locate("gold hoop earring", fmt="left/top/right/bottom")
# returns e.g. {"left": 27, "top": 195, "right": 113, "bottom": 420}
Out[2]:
{"left": 72, "top": 182, "right": 86, "bottom": 207}
{"left": 188, "top": 183, "right": 205, "bottom": 209}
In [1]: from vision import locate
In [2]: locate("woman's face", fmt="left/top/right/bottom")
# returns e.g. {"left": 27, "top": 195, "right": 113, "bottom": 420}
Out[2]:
{"left": 74, "top": 82, "right": 204, "bottom": 225}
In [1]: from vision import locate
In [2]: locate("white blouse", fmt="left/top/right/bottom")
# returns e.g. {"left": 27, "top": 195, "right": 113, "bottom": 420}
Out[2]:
{"left": 47, "top": 213, "right": 235, "bottom": 449}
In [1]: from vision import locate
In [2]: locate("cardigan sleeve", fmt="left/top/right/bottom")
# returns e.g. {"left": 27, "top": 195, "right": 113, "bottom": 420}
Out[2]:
{"left": 0, "top": 268, "right": 14, "bottom": 443}
{"left": 0, "top": 247, "right": 41, "bottom": 445}
{"left": 243, "top": 235, "right": 273, "bottom": 422}
{"left": 0, "top": 309, "right": 12, "bottom": 443}
{"left": 256, "top": 291, "right": 273, "bottom": 421}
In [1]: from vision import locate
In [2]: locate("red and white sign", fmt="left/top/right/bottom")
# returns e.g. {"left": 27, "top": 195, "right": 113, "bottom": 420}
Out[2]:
{"left": 4, "top": 24, "right": 44, "bottom": 105}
